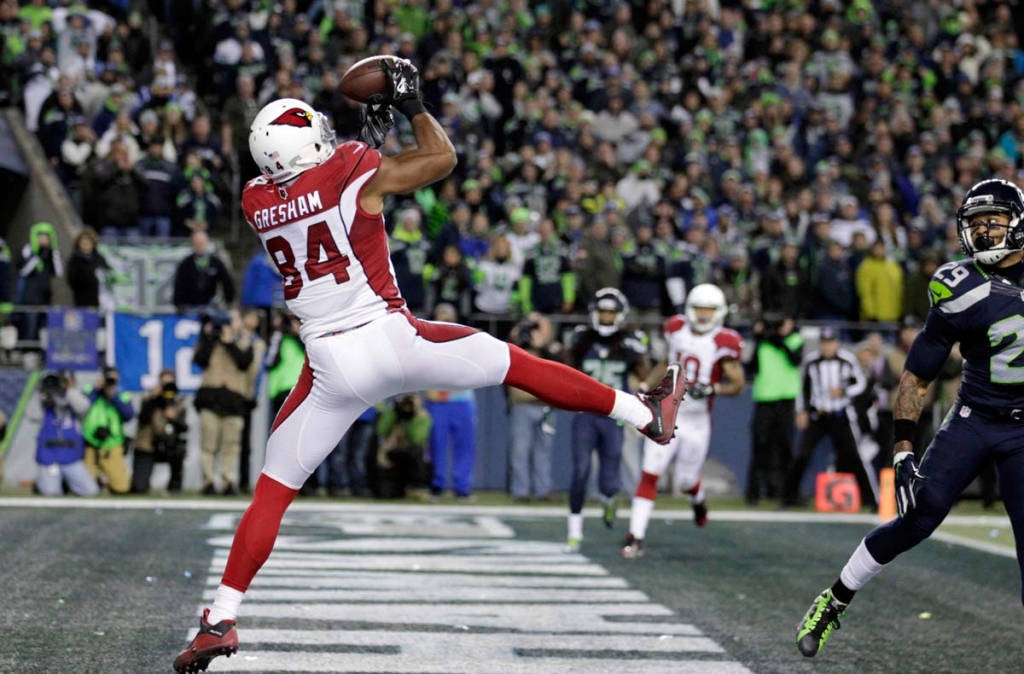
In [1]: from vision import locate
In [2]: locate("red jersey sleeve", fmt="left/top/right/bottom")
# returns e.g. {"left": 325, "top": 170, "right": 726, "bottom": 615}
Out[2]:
{"left": 663, "top": 315, "right": 685, "bottom": 338}
{"left": 713, "top": 328, "right": 743, "bottom": 362}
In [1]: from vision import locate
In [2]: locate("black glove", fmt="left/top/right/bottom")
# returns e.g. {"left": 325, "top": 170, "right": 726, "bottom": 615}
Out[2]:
{"left": 381, "top": 57, "right": 426, "bottom": 120}
{"left": 687, "top": 382, "right": 716, "bottom": 400}
{"left": 358, "top": 104, "right": 394, "bottom": 149}
{"left": 894, "top": 451, "right": 926, "bottom": 518}
{"left": 93, "top": 426, "right": 112, "bottom": 442}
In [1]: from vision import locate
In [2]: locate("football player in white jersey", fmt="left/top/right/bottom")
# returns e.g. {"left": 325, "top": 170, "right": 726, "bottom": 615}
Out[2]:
{"left": 174, "top": 58, "right": 687, "bottom": 673}
{"left": 622, "top": 284, "right": 746, "bottom": 558}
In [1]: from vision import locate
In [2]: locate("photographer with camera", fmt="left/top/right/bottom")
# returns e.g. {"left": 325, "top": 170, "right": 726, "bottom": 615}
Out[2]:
{"left": 193, "top": 308, "right": 256, "bottom": 495}
{"left": 82, "top": 366, "right": 135, "bottom": 494}
{"left": 506, "top": 312, "right": 562, "bottom": 502}
{"left": 29, "top": 370, "right": 96, "bottom": 497}
{"left": 373, "top": 394, "right": 433, "bottom": 500}
{"left": 744, "top": 312, "right": 803, "bottom": 505}
{"left": 131, "top": 369, "right": 188, "bottom": 494}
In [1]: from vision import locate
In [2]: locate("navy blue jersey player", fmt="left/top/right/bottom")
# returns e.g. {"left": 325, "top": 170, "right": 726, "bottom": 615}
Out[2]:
{"left": 564, "top": 288, "right": 651, "bottom": 552}
{"left": 797, "top": 179, "right": 1024, "bottom": 657}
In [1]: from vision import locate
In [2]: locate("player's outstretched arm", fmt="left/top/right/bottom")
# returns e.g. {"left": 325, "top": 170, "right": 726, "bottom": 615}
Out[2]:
{"left": 715, "top": 359, "right": 745, "bottom": 396}
{"left": 361, "top": 114, "right": 456, "bottom": 213}
{"left": 360, "top": 59, "right": 456, "bottom": 214}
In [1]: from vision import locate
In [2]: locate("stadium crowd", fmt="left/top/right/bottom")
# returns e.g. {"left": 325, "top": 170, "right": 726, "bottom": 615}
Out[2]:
{"left": 3, "top": 0, "right": 1023, "bottom": 329}
{"left": 1, "top": 0, "right": 1022, "bottom": 502}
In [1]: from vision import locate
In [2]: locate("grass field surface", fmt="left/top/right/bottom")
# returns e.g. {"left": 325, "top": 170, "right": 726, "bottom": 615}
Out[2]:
{"left": 0, "top": 498, "right": 1018, "bottom": 674}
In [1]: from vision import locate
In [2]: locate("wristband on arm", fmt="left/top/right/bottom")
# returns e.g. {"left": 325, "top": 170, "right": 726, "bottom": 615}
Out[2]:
{"left": 893, "top": 418, "right": 917, "bottom": 446}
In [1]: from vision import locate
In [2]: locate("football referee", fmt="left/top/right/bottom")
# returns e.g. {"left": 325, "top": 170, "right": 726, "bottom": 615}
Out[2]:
{"left": 782, "top": 328, "right": 878, "bottom": 509}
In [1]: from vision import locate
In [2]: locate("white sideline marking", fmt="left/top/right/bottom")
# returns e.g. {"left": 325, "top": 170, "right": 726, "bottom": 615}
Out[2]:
{"left": 210, "top": 653, "right": 750, "bottom": 673}
{"left": 2, "top": 497, "right": 1015, "bottom": 559}
{"left": 204, "top": 587, "right": 650, "bottom": 603}
{"left": 930, "top": 531, "right": 1017, "bottom": 559}
{"left": 203, "top": 572, "right": 630, "bottom": 588}
{"left": 240, "top": 630, "right": 724, "bottom": 652}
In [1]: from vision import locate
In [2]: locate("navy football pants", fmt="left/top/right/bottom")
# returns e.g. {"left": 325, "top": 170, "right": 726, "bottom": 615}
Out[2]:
{"left": 569, "top": 414, "right": 624, "bottom": 514}
{"left": 865, "top": 402, "right": 1024, "bottom": 604}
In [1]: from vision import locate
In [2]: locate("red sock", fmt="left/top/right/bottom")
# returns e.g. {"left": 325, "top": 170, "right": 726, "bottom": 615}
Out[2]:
{"left": 221, "top": 474, "right": 298, "bottom": 592}
{"left": 636, "top": 471, "right": 659, "bottom": 501}
{"left": 503, "top": 344, "right": 615, "bottom": 415}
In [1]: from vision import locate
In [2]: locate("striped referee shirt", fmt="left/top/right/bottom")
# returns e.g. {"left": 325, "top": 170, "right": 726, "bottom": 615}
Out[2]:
{"left": 796, "top": 349, "right": 867, "bottom": 414}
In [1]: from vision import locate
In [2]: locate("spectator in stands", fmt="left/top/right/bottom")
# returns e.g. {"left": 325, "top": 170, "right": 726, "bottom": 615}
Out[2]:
{"left": 814, "top": 239, "right": 857, "bottom": 321}
{"left": 575, "top": 219, "right": 621, "bottom": 308}
{"left": 424, "top": 303, "right": 478, "bottom": 502}
{"left": 619, "top": 222, "right": 664, "bottom": 323}
{"left": 137, "top": 136, "right": 181, "bottom": 238}
{"left": 388, "top": 207, "right": 431, "bottom": 314}
{"left": 506, "top": 313, "right": 560, "bottom": 502}
{"left": 82, "top": 366, "right": 134, "bottom": 495}
{"left": 856, "top": 240, "right": 905, "bottom": 323}
{"left": 903, "top": 251, "right": 943, "bottom": 323}
{"left": 83, "top": 139, "right": 147, "bottom": 239}
{"left": 65, "top": 228, "right": 111, "bottom": 309}
{"left": 373, "top": 394, "right": 432, "bottom": 500}
{"left": 15, "top": 221, "right": 62, "bottom": 342}
{"left": 30, "top": 370, "right": 95, "bottom": 497}
{"left": 175, "top": 171, "right": 222, "bottom": 235}
{"left": 59, "top": 115, "right": 96, "bottom": 201}
{"left": 38, "top": 86, "right": 82, "bottom": 166}
{"left": 95, "top": 109, "right": 141, "bottom": 162}
{"left": 192, "top": 309, "right": 255, "bottom": 496}
{"left": 760, "top": 240, "right": 810, "bottom": 319}
{"left": 220, "top": 74, "right": 260, "bottom": 182}
{"left": 180, "top": 114, "right": 224, "bottom": 180}
{"left": 472, "top": 233, "right": 520, "bottom": 337}
{"left": 172, "top": 230, "right": 235, "bottom": 312}
{"left": 425, "top": 244, "right": 472, "bottom": 321}
{"left": 241, "top": 247, "right": 283, "bottom": 320}
{"left": 131, "top": 369, "right": 187, "bottom": 494}
{"left": 519, "top": 217, "right": 575, "bottom": 315}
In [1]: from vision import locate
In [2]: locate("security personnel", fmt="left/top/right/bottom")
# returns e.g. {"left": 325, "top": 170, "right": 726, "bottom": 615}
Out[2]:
{"left": 745, "top": 312, "right": 803, "bottom": 504}
{"left": 782, "top": 328, "right": 877, "bottom": 509}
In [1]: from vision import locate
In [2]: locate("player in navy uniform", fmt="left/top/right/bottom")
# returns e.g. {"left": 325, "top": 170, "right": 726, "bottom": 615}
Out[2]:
{"left": 564, "top": 288, "right": 651, "bottom": 552}
{"left": 797, "top": 179, "right": 1024, "bottom": 656}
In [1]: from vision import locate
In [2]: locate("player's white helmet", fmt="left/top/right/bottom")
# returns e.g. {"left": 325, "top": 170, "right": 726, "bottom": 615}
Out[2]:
{"left": 589, "top": 287, "right": 629, "bottom": 337}
{"left": 956, "top": 179, "right": 1024, "bottom": 265}
{"left": 685, "top": 284, "right": 727, "bottom": 334}
{"left": 249, "top": 98, "right": 336, "bottom": 183}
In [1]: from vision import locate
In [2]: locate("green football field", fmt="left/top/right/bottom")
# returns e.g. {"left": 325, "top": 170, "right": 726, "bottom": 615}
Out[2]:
{"left": 0, "top": 497, "right": 1019, "bottom": 674}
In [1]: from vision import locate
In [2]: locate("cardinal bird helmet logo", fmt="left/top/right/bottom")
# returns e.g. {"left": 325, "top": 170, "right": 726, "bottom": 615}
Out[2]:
{"left": 270, "top": 108, "right": 314, "bottom": 128}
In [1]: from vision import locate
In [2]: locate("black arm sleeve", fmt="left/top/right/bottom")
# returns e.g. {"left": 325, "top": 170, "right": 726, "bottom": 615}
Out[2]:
{"left": 904, "top": 309, "right": 957, "bottom": 382}
{"left": 225, "top": 341, "right": 255, "bottom": 371}
{"left": 192, "top": 334, "right": 214, "bottom": 369}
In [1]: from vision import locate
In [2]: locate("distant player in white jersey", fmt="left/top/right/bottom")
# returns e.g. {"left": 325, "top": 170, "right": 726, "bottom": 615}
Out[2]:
{"left": 175, "top": 59, "right": 687, "bottom": 673}
{"left": 622, "top": 284, "right": 745, "bottom": 558}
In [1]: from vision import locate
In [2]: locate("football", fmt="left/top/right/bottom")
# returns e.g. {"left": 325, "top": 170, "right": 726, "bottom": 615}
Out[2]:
{"left": 339, "top": 55, "right": 395, "bottom": 104}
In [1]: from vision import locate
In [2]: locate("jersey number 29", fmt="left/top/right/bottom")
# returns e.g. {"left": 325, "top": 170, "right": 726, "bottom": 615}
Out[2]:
{"left": 266, "top": 221, "right": 351, "bottom": 300}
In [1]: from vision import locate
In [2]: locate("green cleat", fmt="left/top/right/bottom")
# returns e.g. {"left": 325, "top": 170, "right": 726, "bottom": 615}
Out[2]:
{"left": 603, "top": 498, "right": 617, "bottom": 529}
{"left": 796, "top": 589, "right": 847, "bottom": 657}
{"left": 563, "top": 537, "right": 581, "bottom": 553}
